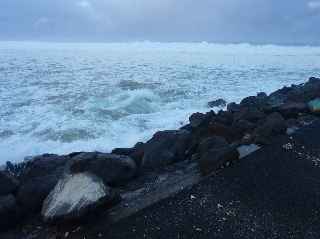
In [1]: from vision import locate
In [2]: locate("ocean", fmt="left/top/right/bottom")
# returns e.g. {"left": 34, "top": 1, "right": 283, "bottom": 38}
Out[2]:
{"left": 0, "top": 41, "right": 320, "bottom": 164}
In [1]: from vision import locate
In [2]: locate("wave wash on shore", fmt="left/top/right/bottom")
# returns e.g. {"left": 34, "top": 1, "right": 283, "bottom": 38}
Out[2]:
{"left": 1, "top": 42, "right": 320, "bottom": 164}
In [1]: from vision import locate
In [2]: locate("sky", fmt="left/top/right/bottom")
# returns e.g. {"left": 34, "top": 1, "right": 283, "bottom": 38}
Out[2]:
{"left": 0, "top": 0, "right": 320, "bottom": 45}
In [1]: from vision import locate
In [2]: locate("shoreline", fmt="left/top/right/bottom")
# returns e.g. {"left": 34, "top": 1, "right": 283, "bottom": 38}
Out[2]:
{"left": 1, "top": 76, "right": 320, "bottom": 237}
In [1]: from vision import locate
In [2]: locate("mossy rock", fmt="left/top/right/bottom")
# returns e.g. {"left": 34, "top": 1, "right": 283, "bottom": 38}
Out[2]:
{"left": 308, "top": 98, "right": 320, "bottom": 114}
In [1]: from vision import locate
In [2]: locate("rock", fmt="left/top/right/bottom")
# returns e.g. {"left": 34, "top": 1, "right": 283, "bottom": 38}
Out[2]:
{"left": 273, "top": 102, "right": 309, "bottom": 118}
{"left": 285, "top": 119, "right": 301, "bottom": 135}
{"left": 111, "top": 148, "right": 135, "bottom": 156}
{"left": 297, "top": 114, "right": 319, "bottom": 126}
{"left": 294, "top": 77, "right": 320, "bottom": 102}
{"left": 0, "top": 171, "right": 19, "bottom": 196}
{"left": 198, "top": 146, "right": 239, "bottom": 175}
{"left": 18, "top": 154, "right": 70, "bottom": 181}
{"left": 240, "top": 96, "right": 259, "bottom": 108}
{"left": 240, "top": 93, "right": 269, "bottom": 110}
{"left": 237, "top": 144, "right": 261, "bottom": 159}
{"left": 198, "top": 136, "right": 229, "bottom": 157}
{"left": 197, "top": 122, "right": 240, "bottom": 145}
{"left": 189, "top": 111, "right": 215, "bottom": 129}
{"left": 111, "top": 142, "right": 145, "bottom": 168}
{"left": 214, "top": 110, "right": 234, "bottom": 125}
{"left": 227, "top": 102, "right": 241, "bottom": 113}
{"left": 254, "top": 112, "right": 286, "bottom": 145}
{"left": 257, "top": 92, "right": 268, "bottom": 98}
{"left": 0, "top": 194, "right": 21, "bottom": 232}
{"left": 180, "top": 124, "right": 193, "bottom": 131}
{"left": 232, "top": 119, "right": 256, "bottom": 135}
{"left": 17, "top": 154, "right": 70, "bottom": 213}
{"left": 208, "top": 99, "right": 227, "bottom": 108}
{"left": 308, "top": 98, "right": 320, "bottom": 114}
{"left": 17, "top": 175, "right": 63, "bottom": 214}
{"left": 192, "top": 120, "right": 240, "bottom": 145}
{"left": 189, "top": 113, "right": 206, "bottom": 128}
{"left": 268, "top": 86, "right": 293, "bottom": 106}
{"left": 42, "top": 172, "right": 113, "bottom": 223}
{"left": 268, "top": 77, "right": 320, "bottom": 105}
{"left": 241, "top": 133, "right": 254, "bottom": 145}
{"left": 70, "top": 153, "right": 137, "bottom": 186}
{"left": 142, "top": 130, "right": 192, "bottom": 170}
{"left": 129, "top": 142, "right": 145, "bottom": 168}
{"left": 234, "top": 107, "right": 266, "bottom": 123}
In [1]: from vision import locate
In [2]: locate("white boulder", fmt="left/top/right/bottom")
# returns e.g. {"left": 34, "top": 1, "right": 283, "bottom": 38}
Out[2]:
{"left": 42, "top": 172, "right": 112, "bottom": 222}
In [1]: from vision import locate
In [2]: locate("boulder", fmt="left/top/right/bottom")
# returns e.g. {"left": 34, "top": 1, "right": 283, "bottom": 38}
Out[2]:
{"left": 17, "top": 175, "right": 62, "bottom": 214}
{"left": 198, "top": 136, "right": 229, "bottom": 157}
{"left": 297, "top": 114, "right": 319, "bottom": 126}
{"left": 16, "top": 154, "right": 70, "bottom": 213}
{"left": 18, "top": 154, "right": 70, "bottom": 181}
{"left": 198, "top": 146, "right": 239, "bottom": 175}
{"left": 189, "top": 113, "right": 206, "bottom": 128}
{"left": 70, "top": 153, "right": 137, "bottom": 186}
{"left": 111, "top": 148, "right": 135, "bottom": 156}
{"left": 142, "top": 130, "right": 192, "bottom": 170}
{"left": 240, "top": 93, "right": 269, "bottom": 110}
{"left": 208, "top": 99, "right": 227, "bottom": 108}
{"left": 214, "top": 110, "right": 234, "bottom": 125}
{"left": 237, "top": 144, "right": 261, "bottom": 159}
{"left": 189, "top": 111, "right": 215, "bottom": 129}
{"left": 232, "top": 119, "right": 256, "bottom": 135}
{"left": 257, "top": 92, "right": 268, "bottom": 98}
{"left": 254, "top": 112, "right": 287, "bottom": 145}
{"left": 206, "top": 122, "right": 240, "bottom": 143}
{"left": 42, "top": 172, "right": 113, "bottom": 223}
{"left": 234, "top": 107, "right": 266, "bottom": 123}
{"left": 308, "top": 98, "right": 320, "bottom": 114}
{"left": 0, "top": 194, "right": 21, "bottom": 232}
{"left": 192, "top": 120, "right": 240, "bottom": 144}
{"left": 285, "top": 118, "right": 301, "bottom": 135}
{"left": 111, "top": 142, "right": 145, "bottom": 168}
{"left": 273, "top": 102, "right": 309, "bottom": 118}
{"left": 268, "top": 77, "right": 320, "bottom": 105}
{"left": 227, "top": 102, "right": 241, "bottom": 113}
{"left": 0, "top": 171, "right": 19, "bottom": 196}
{"left": 129, "top": 142, "right": 145, "bottom": 168}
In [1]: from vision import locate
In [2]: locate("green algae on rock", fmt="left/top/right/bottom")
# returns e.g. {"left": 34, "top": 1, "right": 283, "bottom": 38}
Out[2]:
{"left": 308, "top": 98, "right": 320, "bottom": 114}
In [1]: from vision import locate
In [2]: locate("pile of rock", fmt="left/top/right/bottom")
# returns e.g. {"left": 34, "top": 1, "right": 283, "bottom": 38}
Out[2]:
{"left": 1, "top": 76, "right": 320, "bottom": 232}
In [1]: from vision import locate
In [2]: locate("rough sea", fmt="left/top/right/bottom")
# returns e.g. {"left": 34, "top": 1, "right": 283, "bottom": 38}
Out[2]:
{"left": 1, "top": 41, "right": 320, "bottom": 164}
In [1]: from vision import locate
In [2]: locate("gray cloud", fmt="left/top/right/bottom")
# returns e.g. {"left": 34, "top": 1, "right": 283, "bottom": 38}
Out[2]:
{"left": 0, "top": 0, "right": 319, "bottom": 44}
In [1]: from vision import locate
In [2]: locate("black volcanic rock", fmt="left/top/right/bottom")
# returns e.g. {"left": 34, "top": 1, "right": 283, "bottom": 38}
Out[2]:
{"left": 198, "top": 136, "right": 229, "bottom": 157}
{"left": 189, "top": 112, "right": 206, "bottom": 128}
{"left": 70, "top": 153, "right": 137, "bottom": 186}
{"left": 268, "top": 77, "right": 320, "bottom": 105}
{"left": 214, "top": 110, "right": 234, "bottom": 125}
{"left": 16, "top": 154, "right": 70, "bottom": 213}
{"left": 112, "top": 142, "right": 145, "bottom": 169}
{"left": 0, "top": 171, "right": 19, "bottom": 196}
{"left": 142, "top": 130, "right": 192, "bottom": 170}
{"left": 232, "top": 119, "right": 256, "bottom": 135}
{"left": 254, "top": 112, "right": 286, "bottom": 145}
{"left": 227, "top": 102, "right": 241, "bottom": 113}
{"left": 273, "top": 102, "right": 309, "bottom": 118}
{"left": 198, "top": 145, "right": 239, "bottom": 175}
{"left": 208, "top": 98, "right": 227, "bottom": 108}
{"left": 0, "top": 194, "right": 21, "bottom": 232}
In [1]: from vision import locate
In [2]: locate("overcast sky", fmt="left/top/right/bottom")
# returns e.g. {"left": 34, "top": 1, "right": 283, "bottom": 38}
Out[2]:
{"left": 0, "top": 0, "right": 320, "bottom": 45}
